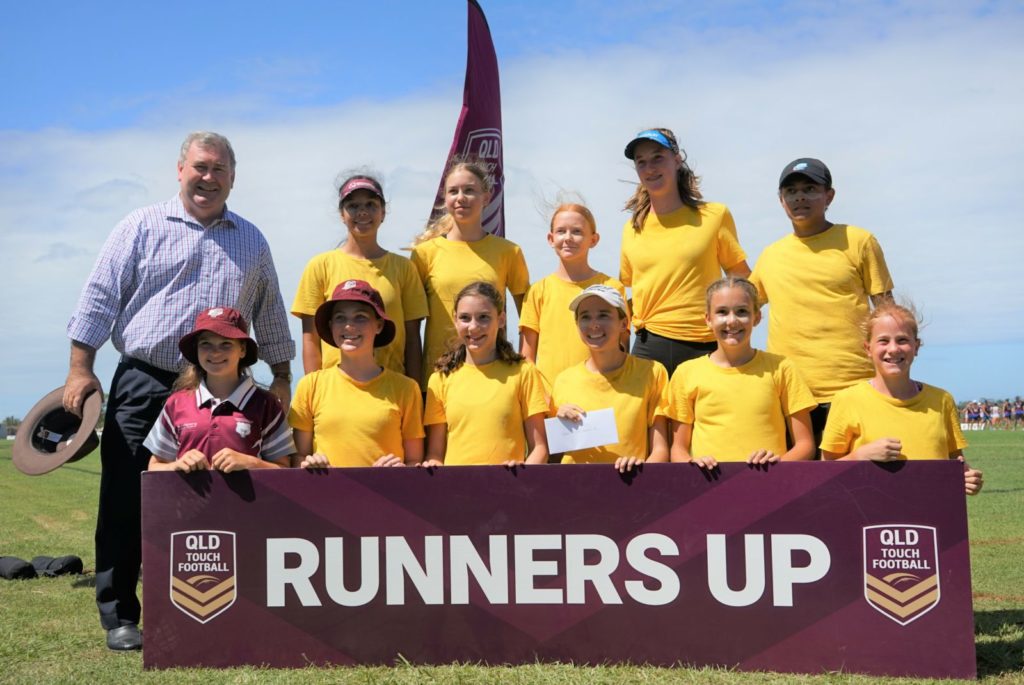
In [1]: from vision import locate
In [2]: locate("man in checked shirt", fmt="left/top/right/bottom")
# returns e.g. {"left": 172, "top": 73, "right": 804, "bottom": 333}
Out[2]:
{"left": 62, "top": 131, "right": 295, "bottom": 651}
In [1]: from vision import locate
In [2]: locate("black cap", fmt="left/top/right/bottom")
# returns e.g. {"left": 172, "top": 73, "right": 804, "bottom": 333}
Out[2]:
{"left": 779, "top": 158, "right": 832, "bottom": 188}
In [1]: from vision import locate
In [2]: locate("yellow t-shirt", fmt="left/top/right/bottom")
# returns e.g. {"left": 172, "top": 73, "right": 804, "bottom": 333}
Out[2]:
{"left": 424, "top": 360, "right": 548, "bottom": 465}
{"left": 291, "top": 249, "right": 428, "bottom": 374}
{"left": 411, "top": 235, "right": 530, "bottom": 384}
{"left": 666, "top": 351, "right": 817, "bottom": 460}
{"left": 288, "top": 367, "right": 424, "bottom": 467}
{"left": 820, "top": 381, "right": 967, "bottom": 460}
{"left": 518, "top": 272, "right": 628, "bottom": 386}
{"left": 750, "top": 224, "right": 893, "bottom": 403}
{"left": 550, "top": 355, "right": 668, "bottom": 464}
{"left": 620, "top": 202, "right": 746, "bottom": 342}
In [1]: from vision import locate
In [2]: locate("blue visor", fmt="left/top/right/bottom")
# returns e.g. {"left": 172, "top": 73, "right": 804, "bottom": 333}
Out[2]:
{"left": 624, "top": 130, "right": 675, "bottom": 159}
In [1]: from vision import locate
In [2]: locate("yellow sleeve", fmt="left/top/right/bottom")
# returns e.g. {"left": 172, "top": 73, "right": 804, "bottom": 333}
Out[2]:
{"left": 519, "top": 363, "right": 551, "bottom": 418}
{"left": 859, "top": 233, "right": 894, "bottom": 296}
{"left": 648, "top": 361, "right": 670, "bottom": 421}
{"left": 547, "top": 370, "right": 567, "bottom": 418}
{"left": 820, "top": 394, "right": 857, "bottom": 455}
{"left": 716, "top": 206, "right": 747, "bottom": 270}
{"left": 291, "top": 253, "right": 328, "bottom": 317}
{"left": 779, "top": 359, "right": 817, "bottom": 416}
{"left": 400, "top": 378, "right": 426, "bottom": 439}
{"left": 749, "top": 263, "right": 769, "bottom": 306}
{"left": 619, "top": 223, "right": 633, "bottom": 287}
{"left": 507, "top": 243, "right": 530, "bottom": 295}
{"left": 423, "top": 372, "right": 447, "bottom": 426}
{"left": 287, "top": 373, "right": 316, "bottom": 432}
{"left": 943, "top": 392, "right": 968, "bottom": 454}
{"left": 665, "top": 366, "right": 695, "bottom": 424}
{"left": 399, "top": 258, "right": 429, "bottom": 321}
{"left": 519, "top": 279, "right": 542, "bottom": 332}
{"left": 410, "top": 244, "right": 430, "bottom": 285}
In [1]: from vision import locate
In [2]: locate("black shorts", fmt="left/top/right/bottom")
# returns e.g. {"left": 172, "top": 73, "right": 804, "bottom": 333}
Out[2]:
{"left": 631, "top": 329, "right": 716, "bottom": 377}
{"left": 809, "top": 403, "right": 831, "bottom": 458}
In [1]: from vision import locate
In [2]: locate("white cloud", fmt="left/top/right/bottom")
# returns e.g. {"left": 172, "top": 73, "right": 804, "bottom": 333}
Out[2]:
{"left": 1, "top": 3, "right": 1022, "bottom": 416}
{"left": 33, "top": 242, "right": 92, "bottom": 263}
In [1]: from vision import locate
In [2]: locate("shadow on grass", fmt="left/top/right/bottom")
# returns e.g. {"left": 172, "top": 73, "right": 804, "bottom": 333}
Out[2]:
{"left": 58, "top": 463, "right": 102, "bottom": 476}
{"left": 975, "top": 608, "right": 1024, "bottom": 677}
{"left": 71, "top": 574, "right": 96, "bottom": 589}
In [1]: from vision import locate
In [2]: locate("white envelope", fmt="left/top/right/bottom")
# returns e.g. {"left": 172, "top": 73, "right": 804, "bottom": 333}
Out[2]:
{"left": 544, "top": 408, "right": 619, "bottom": 454}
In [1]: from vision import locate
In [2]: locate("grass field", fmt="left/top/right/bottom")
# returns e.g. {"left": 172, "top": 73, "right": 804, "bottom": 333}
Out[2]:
{"left": 0, "top": 433, "right": 1021, "bottom": 684}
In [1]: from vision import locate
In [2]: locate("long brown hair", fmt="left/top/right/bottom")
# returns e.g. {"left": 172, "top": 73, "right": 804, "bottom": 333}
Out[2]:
{"left": 625, "top": 127, "right": 703, "bottom": 231}
{"left": 434, "top": 281, "right": 523, "bottom": 375}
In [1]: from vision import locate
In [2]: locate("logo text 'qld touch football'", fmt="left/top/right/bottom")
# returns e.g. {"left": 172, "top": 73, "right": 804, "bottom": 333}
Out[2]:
{"left": 862, "top": 525, "right": 940, "bottom": 625}
{"left": 170, "top": 531, "right": 237, "bottom": 624}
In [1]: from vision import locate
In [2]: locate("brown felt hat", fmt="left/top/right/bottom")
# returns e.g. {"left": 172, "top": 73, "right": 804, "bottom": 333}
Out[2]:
{"left": 13, "top": 387, "right": 102, "bottom": 476}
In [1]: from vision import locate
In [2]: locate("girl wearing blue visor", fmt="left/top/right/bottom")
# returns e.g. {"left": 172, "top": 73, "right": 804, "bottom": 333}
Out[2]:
{"left": 620, "top": 128, "right": 751, "bottom": 376}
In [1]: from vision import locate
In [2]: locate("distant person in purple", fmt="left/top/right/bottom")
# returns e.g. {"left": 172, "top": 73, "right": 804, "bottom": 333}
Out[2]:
{"left": 62, "top": 131, "right": 295, "bottom": 651}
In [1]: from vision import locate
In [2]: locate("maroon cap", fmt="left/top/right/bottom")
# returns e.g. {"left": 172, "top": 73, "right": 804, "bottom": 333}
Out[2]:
{"left": 178, "top": 307, "right": 259, "bottom": 367}
{"left": 339, "top": 177, "right": 384, "bottom": 204}
{"left": 314, "top": 280, "right": 396, "bottom": 349}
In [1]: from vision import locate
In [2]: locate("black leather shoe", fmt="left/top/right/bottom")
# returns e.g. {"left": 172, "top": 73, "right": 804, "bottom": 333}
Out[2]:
{"left": 106, "top": 624, "right": 143, "bottom": 651}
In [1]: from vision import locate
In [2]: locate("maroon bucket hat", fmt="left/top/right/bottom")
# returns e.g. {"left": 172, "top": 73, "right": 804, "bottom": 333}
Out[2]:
{"left": 178, "top": 307, "right": 259, "bottom": 367}
{"left": 314, "top": 280, "right": 396, "bottom": 349}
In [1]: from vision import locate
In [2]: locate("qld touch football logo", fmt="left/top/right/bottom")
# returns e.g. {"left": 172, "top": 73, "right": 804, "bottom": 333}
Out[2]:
{"left": 465, "top": 127, "right": 502, "bottom": 161}
{"left": 862, "top": 525, "right": 940, "bottom": 625}
{"left": 170, "top": 531, "right": 237, "bottom": 624}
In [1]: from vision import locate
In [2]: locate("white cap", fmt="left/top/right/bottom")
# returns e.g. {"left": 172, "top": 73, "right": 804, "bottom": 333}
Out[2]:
{"left": 568, "top": 285, "right": 627, "bottom": 315}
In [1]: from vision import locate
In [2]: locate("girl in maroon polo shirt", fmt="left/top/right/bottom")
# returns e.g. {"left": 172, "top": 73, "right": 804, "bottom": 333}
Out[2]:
{"left": 144, "top": 307, "right": 295, "bottom": 471}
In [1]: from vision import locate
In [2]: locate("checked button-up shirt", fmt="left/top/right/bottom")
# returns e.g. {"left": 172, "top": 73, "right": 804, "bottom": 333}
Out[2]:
{"left": 67, "top": 195, "right": 294, "bottom": 372}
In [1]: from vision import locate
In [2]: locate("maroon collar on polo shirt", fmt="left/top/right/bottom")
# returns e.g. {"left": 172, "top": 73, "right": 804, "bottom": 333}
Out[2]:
{"left": 195, "top": 377, "right": 258, "bottom": 412}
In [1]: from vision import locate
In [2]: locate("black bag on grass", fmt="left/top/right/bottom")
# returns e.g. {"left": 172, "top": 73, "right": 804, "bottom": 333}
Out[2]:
{"left": 30, "top": 555, "right": 84, "bottom": 577}
{"left": 0, "top": 556, "right": 37, "bottom": 580}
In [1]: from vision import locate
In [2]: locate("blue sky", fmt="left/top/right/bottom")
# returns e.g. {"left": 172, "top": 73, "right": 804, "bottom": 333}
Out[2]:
{"left": 2, "top": 0, "right": 1023, "bottom": 419}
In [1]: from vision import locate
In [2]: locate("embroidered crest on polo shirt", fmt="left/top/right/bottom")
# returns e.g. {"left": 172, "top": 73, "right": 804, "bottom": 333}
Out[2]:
{"left": 208, "top": 308, "right": 225, "bottom": 318}
{"left": 235, "top": 421, "right": 251, "bottom": 438}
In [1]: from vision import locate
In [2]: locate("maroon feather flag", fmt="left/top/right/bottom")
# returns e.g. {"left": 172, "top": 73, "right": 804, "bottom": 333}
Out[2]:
{"left": 430, "top": 0, "right": 505, "bottom": 236}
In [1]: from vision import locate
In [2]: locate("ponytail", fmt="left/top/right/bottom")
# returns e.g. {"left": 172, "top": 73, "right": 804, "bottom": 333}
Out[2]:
{"left": 172, "top": 364, "right": 203, "bottom": 392}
